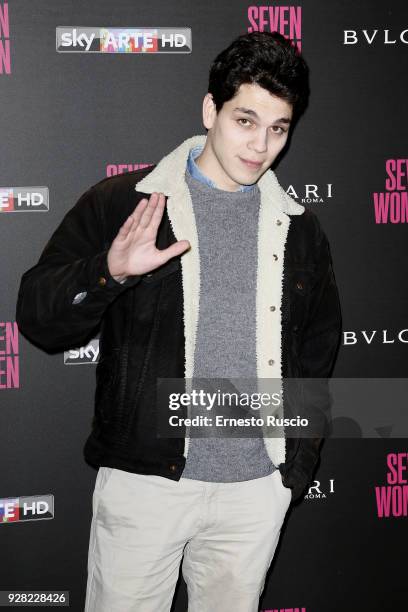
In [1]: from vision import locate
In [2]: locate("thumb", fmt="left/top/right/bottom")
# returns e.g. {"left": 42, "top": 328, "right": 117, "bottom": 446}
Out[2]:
{"left": 161, "top": 240, "right": 191, "bottom": 262}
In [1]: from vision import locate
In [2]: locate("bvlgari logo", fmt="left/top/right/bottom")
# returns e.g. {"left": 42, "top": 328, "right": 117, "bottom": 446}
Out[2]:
{"left": 304, "top": 479, "right": 335, "bottom": 500}
{"left": 343, "top": 329, "right": 408, "bottom": 345}
{"left": 343, "top": 29, "right": 408, "bottom": 45}
{"left": 286, "top": 183, "right": 333, "bottom": 204}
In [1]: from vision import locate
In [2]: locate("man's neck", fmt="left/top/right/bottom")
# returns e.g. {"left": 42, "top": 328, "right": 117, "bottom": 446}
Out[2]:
{"left": 194, "top": 149, "right": 240, "bottom": 193}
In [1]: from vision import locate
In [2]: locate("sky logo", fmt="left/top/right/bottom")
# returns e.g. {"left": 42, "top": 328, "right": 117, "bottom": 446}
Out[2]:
{"left": 56, "top": 27, "right": 192, "bottom": 53}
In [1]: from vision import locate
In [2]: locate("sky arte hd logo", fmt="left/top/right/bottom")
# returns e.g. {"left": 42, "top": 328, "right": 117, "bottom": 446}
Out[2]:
{"left": 64, "top": 339, "right": 100, "bottom": 364}
{"left": 1, "top": 495, "right": 54, "bottom": 524}
{"left": 0, "top": 187, "right": 49, "bottom": 212}
{"left": 56, "top": 27, "right": 192, "bottom": 53}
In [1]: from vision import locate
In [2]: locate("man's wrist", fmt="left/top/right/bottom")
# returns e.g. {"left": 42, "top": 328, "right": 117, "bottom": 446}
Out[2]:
{"left": 112, "top": 274, "right": 128, "bottom": 284}
{"left": 106, "top": 249, "right": 127, "bottom": 284}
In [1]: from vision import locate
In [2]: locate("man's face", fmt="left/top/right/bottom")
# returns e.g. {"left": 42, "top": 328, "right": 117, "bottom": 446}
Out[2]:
{"left": 198, "top": 82, "right": 293, "bottom": 192}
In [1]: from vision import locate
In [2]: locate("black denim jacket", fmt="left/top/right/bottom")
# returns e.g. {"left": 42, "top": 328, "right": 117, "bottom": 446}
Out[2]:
{"left": 16, "top": 165, "right": 342, "bottom": 502}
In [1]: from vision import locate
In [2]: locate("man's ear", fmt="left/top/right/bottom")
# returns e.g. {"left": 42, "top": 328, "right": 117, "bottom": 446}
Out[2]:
{"left": 202, "top": 93, "right": 217, "bottom": 130}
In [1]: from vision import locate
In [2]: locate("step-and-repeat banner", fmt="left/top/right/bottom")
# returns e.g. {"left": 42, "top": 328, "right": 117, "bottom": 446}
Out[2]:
{"left": 1, "top": 1, "right": 407, "bottom": 610}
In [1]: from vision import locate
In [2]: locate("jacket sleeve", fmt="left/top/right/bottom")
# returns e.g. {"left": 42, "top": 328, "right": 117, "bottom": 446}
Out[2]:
{"left": 15, "top": 184, "right": 142, "bottom": 352}
{"left": 279, "top": 218, "right": 342, "bottom": 501}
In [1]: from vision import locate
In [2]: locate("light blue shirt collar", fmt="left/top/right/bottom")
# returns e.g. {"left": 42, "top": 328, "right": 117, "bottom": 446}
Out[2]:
{"left": 186, "top": 144, "right": 255, "bottom": 192}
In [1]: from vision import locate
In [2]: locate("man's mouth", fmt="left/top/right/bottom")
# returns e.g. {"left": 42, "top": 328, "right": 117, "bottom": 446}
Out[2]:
{"left": 239, "top": 157, "right": 263, "bottom": 170}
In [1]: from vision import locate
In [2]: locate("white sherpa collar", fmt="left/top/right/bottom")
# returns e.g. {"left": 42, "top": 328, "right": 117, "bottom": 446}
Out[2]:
{"left": 135, "top": 134, "right": 305, "bottom": 467}
{"left": 135, "top": 134, "right": 304, "bottom": 216}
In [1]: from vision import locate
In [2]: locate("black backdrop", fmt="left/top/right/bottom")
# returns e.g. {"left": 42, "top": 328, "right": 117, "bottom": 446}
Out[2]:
{"left": 1, "top": 1, "right": 407, "bottom": 610}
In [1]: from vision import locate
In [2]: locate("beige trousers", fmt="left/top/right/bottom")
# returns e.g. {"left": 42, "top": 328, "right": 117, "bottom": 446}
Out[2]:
{"left": 84, "top": 466, "right": 291, "bottom": 612}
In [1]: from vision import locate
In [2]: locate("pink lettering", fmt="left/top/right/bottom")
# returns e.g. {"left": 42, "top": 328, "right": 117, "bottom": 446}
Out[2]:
{"left": 0, "top": 2, "right": 10, "bottom": 75}
{"left": 0, "top": 2, "right": 9, "bottom": 37}
{"left": 385, "top": 159, "right": 408, "bottom": 191}
{"left": 386, "top": 452, "right": 408, "bottom": 484}
{"left": 0, "top": 322, "right": 19, "bottom": 389}
{"left": 0, "top": 354, "right": 19, "bottom": 388}
{"left": 106, "top": 163, "right": 153, "bottom": 177}
{"left": 375, "top": 485, "right": 408, "bottom": 517}
{"left": 0, "top": 321, "right": 18, "bottom": 355}
{"left": 247, "top": 6, "right": 302, "bottom": 52}
{"left": 0, "top": 37, "right": 10, "bottom": 73}
{"left": 373, "top": 191, "right": 408, "bottom": 223}
{"left": 262, "top": 609, "right": 306, "bottom": 612}
{"left": 375, "top": 486, "right": 392, "bottom": 517}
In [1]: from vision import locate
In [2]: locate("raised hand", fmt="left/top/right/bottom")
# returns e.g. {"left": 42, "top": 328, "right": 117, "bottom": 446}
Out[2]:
{"left": 107, "top": 192, "right": 190, "bottom": 283}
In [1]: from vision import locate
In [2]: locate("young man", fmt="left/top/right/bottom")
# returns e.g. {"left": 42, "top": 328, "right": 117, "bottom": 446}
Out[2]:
{"left": 16, "top": 31, "right": 342, "bottom": 612}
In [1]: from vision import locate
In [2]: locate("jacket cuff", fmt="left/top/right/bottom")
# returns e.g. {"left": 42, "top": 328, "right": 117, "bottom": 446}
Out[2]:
{"left": 71, "top": 250, "right": 142, "bottom": 305}
{"left": 278, "top": 438, "right": 321, "bottom": 502}
{"left": 98, "top": 249, "right": 142, "bottom": 290}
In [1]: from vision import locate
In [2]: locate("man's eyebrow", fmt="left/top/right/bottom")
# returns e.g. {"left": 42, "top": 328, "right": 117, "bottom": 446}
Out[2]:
{"left": 233, "top": 107, "right": 292, "bottom": 124}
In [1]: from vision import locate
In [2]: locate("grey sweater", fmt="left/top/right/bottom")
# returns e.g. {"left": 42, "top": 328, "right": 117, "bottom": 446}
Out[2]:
{"left": 181, "top": 169, "right": 276, "bottom": 482}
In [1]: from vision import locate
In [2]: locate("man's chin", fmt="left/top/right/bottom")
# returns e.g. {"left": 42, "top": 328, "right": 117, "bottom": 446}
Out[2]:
{"left": 237, "top": 173, "right": 262, "bottom": 187}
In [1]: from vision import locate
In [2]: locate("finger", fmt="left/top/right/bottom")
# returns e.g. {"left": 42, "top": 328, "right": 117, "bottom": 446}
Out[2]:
{"left": 129, "top": 197, "right": 149, "bottom": 229}
{"left": 157, "top": 240, "right": 191, "bottom": 264}
{"left": 148, "top": 192, "right": 166, "bottom": 233}
{"left": 117, "top": 214, "right": 135, "bottom": 239}
{"left": 139, "top": 192, "right": 160, "bottom": 229}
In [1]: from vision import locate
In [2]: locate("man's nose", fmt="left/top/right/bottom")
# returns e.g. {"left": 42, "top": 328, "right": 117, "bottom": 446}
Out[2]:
{"left": 248, "top": 131, "right": 268, "bottom": 153}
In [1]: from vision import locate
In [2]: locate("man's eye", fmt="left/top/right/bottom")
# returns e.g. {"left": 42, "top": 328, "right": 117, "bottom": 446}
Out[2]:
{"left": 237, "top": 119, "right": 287, "bottom": 134}
{"left": 237, "top": 118, "right": 252, "bottom": 127}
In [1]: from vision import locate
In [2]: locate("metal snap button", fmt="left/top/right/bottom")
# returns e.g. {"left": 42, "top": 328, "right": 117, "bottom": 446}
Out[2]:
{"left": 72, "top": 291, "right": 87, "bottom": 304}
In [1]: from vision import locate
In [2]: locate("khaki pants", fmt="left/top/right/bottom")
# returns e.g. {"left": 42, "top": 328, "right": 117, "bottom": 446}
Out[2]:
{"left": 84, "top": 466, "right": 292, "bottom": 612}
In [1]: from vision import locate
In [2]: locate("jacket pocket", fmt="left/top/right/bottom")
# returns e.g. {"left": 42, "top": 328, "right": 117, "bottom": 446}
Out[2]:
{"left": 286, "top": 264, "right": 316, "bottom": 332}
{"left": 140, "top": 258, "right": 181, "bottom": 284}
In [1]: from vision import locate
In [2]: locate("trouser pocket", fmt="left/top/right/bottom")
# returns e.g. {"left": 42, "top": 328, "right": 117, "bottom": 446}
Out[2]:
{"left": 95, "top": 467, "right": 115, "bottom": 494}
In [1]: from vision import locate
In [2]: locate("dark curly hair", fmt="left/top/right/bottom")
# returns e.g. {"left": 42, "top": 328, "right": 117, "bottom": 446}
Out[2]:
{"left": 208, "top": 31, "right": 310, "bottom": 124}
